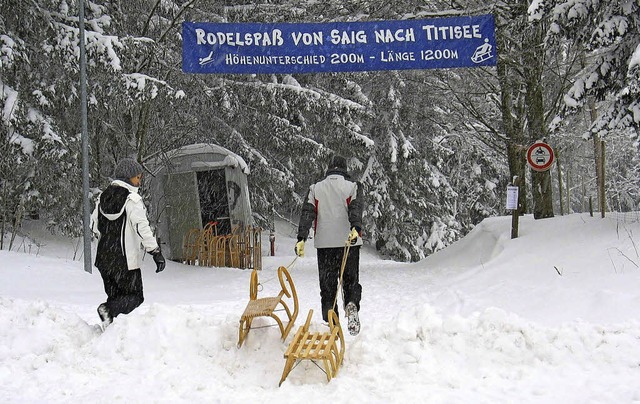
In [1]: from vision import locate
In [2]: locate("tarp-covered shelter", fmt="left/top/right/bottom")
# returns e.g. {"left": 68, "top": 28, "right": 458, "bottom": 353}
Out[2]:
{"left": 147, "top": 143, "right": 253, "bottom": 262}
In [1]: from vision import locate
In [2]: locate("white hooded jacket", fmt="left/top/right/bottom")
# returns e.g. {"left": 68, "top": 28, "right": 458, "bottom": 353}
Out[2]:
{"left": 90, "top": 180, "right": 159, "bottom": 270}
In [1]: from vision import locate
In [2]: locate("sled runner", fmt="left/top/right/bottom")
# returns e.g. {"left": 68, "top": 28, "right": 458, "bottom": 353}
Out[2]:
{"left": 182, "top": 228, "right": 200, "bottom": 265}
{"left": 279, "top": 309, "right": 345, "bottom": 386}
{"left": 182, "top": 225, "right": 262, "bottom": 269}
{"left": 237, "top": 266, "right": 299, "bottom": 348}
{"left": 208, "top": 235, "right": 227, "bottom": 267}
{"left": 197, "top": 222, "right": 216, "bottom": 266}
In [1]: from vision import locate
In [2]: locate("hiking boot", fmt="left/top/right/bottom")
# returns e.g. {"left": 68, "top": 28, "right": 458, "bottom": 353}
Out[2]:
{"left": 345, "top": 302, "right": 360, "bottom": 336}
{"left": 97, "top": 303, "right": 112, "bottom": 328}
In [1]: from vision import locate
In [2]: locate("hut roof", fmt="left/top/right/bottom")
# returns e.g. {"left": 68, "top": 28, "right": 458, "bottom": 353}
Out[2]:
{"left": 161, "top": 143, "right": 250, "bottom": 175}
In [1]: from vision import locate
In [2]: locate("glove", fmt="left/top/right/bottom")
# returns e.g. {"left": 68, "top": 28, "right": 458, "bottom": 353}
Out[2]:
{"left": 348, "top": 227, "right": 360, "bottom": 245}
{"left": 294, "top": 240, "right": 305, "bottom": 257}
{"left": 151, "top": 248, "right": 166, "bottom": 273}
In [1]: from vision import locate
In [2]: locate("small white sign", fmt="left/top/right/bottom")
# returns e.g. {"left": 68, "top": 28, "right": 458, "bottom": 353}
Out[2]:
{"left": 506, "top": 185, "right": 519, "bottom": 210}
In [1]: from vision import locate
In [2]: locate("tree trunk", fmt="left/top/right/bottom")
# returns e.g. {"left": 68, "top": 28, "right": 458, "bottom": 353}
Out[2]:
{"left": 0, "top": 180, "right": 6, "bottom": 250}
{"left": 566, "top": 159, "right": 571, "bottom": 214}
{"left": 586, "top": 66, "right": 605, "bottom": 217}
{"left": 531, "top": 170, "right": 554, "bottom": 218}
{"left": 496, "top": 15, "right": 528, "bottom": 213}
{"left": 598, "top": 139, "right": 606, "bottom": 217}
{"left": 523, "top": 15, "right": 554, "bottom": 219}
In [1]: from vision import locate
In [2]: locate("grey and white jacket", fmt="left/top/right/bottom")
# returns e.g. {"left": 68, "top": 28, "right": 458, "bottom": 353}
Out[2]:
{"left": 298, "top": 169, "right": 364, "bottom": 249}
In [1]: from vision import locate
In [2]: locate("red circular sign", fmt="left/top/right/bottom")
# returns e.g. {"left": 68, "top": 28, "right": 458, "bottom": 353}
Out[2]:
{"left": 527, "top": 142, "right": 555, "bottom": 171}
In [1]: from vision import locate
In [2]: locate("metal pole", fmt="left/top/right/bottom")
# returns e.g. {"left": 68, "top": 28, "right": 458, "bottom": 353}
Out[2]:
{"left": 599, "top": 140, "right": 606, "bottom": 218}
{"left": 79, "top": 0, "right": 92, "bottom": 273}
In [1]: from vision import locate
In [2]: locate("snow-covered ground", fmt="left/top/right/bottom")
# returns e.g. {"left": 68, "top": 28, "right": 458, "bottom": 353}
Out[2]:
{"left": 2, "top": 212, "right": 640, "bottom": 403}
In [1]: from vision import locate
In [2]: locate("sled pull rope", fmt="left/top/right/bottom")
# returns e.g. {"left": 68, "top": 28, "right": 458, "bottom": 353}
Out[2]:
{"left": 332, "top": 238, "right": 351, "bottom": 312}
{"left": 257, "top": 256, "right": 298, "bottom": 286}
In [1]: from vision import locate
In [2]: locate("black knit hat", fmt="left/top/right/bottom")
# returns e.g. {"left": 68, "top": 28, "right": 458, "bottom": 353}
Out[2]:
{"left": 114, "top": 158, "right": 143, "bottom": 180}
{"left": 329, "top": 155, "right": 347, "bottom": 171}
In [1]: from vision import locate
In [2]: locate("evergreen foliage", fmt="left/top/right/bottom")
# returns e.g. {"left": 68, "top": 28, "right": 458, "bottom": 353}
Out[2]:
{"left": 530, "top": 0, "right": 640, "bottom": 213}
{"left": 2, "top": 0, "right": 638, "bottom": 260}
{"left": 531, "top": 0, "right": 640, "bottom": 141}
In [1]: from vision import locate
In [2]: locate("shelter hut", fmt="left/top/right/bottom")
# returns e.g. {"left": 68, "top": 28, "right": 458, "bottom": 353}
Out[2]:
{"left": 146, "top": 143, "right": 260, "bottom": 269}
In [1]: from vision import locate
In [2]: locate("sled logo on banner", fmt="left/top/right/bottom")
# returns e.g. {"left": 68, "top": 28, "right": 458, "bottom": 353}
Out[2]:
{"left": 182, "top": 15, "right": 497, "bottom": 74}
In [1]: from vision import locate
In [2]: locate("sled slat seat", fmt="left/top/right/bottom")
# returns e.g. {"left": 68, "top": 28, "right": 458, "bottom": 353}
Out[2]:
{"left": 279, "top": 309, "right": 345, "bottom": 386}
{"left": 237, "top": 266, "right": 298, "bottom": 348}
{"left": 241, "top": 296, "right": 281, "bottom": 318}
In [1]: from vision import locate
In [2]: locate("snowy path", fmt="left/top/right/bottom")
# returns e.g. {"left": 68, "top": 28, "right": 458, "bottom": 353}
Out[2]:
{"left": 2, "top": 213, "right": 640, "bottom": 403}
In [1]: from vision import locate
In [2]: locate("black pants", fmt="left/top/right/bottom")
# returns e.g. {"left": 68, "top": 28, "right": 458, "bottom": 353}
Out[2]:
{"left": 98, "top": 266, "right": 144, "bottom": 318}
{"left": 317, "top": 246, "right": 361, "bottom": 322}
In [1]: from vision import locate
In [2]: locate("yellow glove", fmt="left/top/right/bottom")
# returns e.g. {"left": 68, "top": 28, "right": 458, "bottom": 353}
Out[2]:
{"left": 295, "top": 240, "right": 305, "bottom": 257}
{"left": 348, "top": 227, "right": 359, "bottom": 244}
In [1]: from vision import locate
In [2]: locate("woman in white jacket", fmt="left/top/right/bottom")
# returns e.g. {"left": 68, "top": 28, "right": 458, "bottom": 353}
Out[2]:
{"left": 296, "top": 155, "right": 364, "bottom": 335}
{"left": 90, "top": 158, "right": 165, "bottom": 327}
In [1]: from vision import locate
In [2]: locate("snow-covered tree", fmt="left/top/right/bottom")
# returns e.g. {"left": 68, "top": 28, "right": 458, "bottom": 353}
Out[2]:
{"left": 0, "top": 0, "right": 125, "bottom": 240}
{"left": 530, "top": 0, "right": 640, "bottom": 144}
{"left": 528, "top": 0, "right": 640, "bottom": 214}
{"left": 10, "top": 0, "right": 636, "bottom": 262}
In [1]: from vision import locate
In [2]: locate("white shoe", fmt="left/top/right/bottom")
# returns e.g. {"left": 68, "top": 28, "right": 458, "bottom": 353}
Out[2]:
{"left": 345, "top": 302, "right": 360, "bottom": 336}
{"left": 97, "top": 303, "right": 112, "bottom": 329}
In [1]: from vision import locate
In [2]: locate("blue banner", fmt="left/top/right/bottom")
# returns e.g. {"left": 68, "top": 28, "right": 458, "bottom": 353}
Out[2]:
{"left": 182, "top": 15, "right": 496, "bottom": 74}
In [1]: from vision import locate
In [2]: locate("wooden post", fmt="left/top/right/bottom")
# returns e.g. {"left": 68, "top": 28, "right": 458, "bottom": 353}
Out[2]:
{"left": 511, "top": 203, "right": 519, "bottom": 239}
{"left": 270, "top": 231, "right": 275, "bottom": 256}
{"left": 510, "top": 176, "right": 520, "bottom": 239}
{"left": 556, "top": 147, "right": 564, "bottom": 215}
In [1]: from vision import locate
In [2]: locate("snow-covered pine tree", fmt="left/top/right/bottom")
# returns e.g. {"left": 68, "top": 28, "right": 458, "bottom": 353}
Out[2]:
{"left": 529, "top": 0, "right": 640, "bottom": 213}
{"left": 0, "top": 0, "right": 121, "bottom": 240}
{"left": 358, "top": 71, "right": 461, "bottom": 261}
{"left": 530, "top": 0, "right": 640, "bottom": 145}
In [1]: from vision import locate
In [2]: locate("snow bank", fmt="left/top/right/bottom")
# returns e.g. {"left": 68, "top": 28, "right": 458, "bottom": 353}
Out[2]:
{"left": 2, "top": 297, "right": 640, "bottom": 403}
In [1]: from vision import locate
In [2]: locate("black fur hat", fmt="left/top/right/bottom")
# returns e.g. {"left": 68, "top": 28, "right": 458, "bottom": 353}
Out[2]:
{"left": 329, "top": 155, "right": 347, "bottom": 171}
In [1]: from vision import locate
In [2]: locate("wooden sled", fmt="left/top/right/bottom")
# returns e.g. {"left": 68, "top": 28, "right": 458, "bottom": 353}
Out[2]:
{"left": 227, "top": 234, "right": 240, "bottom": 268}
{"left": 197, "top": 223, "right": 214, "bottom": 266}
{"left": 237, "top": 266, "right": 299, "bottom": 348}
{"left": 182, "top": 228, "right": 200, "bottom": 265}
{"left": 208, "top": 235, "right": 226, "bottom": 267}
{"left": 279, "top": 309, "right": 345, "bottom": 386}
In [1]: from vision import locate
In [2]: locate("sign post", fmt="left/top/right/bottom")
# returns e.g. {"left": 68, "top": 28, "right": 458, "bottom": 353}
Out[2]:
{"left": 507, "top": 177, "right": 520, "bottom": 239}
{"left": 79, "top": 0, "right": 92, "bottom": 273}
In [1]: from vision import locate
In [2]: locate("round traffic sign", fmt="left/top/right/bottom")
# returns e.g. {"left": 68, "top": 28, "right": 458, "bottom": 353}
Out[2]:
{"left": 527, "top": 142, "right": 554, "bottom": 172}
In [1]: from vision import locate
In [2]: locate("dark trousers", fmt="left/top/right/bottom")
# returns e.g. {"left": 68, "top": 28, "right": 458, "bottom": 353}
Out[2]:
{"left": 317, "top": 246, "right": 361, "bottom": 322}
{"left": 98, "top": 266, "right": 144, "bottom": 318}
